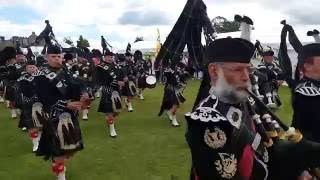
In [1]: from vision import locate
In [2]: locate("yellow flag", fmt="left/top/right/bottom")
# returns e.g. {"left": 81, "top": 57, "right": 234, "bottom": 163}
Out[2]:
{"left": 155, "top": 28, "right": 161, "bottom": 56}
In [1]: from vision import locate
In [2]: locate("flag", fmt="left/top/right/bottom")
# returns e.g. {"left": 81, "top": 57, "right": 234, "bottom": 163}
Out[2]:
{"left": 155, "top": 28, "right": 161, "bottom": 56}
{"left": 154, "top": 0, "right": 214, "bottom": 70}
{"left": 152, "top": 0, "right": 214, "bottom": 109}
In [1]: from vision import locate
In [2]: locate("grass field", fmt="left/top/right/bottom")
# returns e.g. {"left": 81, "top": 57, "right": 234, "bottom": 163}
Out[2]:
{"left": 0, "top": 80, "right": 293, "bottom": 180}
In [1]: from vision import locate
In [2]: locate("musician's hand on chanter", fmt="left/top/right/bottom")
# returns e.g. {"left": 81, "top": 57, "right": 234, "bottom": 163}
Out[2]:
{"left": 118, "top": 81, "right": 125, "bottom": 87}
{"left": 80, "top": 93, "right": 92, "bottom": 108}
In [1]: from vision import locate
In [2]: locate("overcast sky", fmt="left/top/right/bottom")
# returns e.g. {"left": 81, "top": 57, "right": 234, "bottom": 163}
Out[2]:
{"left": 0, "top": 0, "right": 319, "bottom": 51}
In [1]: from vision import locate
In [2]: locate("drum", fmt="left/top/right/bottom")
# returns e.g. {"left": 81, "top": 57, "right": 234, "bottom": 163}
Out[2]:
{"left": 146, "top": 75, "right": 157, "bottom": 89}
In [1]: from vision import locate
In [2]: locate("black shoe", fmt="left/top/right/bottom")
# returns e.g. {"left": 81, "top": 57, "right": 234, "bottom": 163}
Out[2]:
{"left": 314, "top": 29, "right": 320, "bottom": 35}
{"left": 234, "top": 14, "right": 242, "bottom": 23}
{"left": 280, "top": 20, "right": 286, "bottom": 25}
{"left": 242, "top": 15, "right": 253, "bottom": 25}
{"left": 307, "top": 31, "right": 315, "bottom": 36}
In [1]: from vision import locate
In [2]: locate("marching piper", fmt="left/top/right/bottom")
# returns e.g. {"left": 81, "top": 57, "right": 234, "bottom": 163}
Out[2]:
{"left": 119, "top": 52, "right": 137, "bottom": 112}
{"left": 256, "top": 49, "right": 285, "bottom": 109}
{"left": 96, "top": 51, "right": 123, "bottom": 138}
{"left": 158, "top": 59, "right": 186, "bottom": 127}
{"left": 186, "top": 37, "right": 320, "bottom": 180}
{"left": 17, "top": 59, "right": 42, "bottom": 152}
{"left": 74, "top": 50, "right": 94, "bottom": 121}
{"left": 32, "top": 44, "right": 88, "bottom": 180}
{"left": 1, "top": 47, "right": 21, "bottom": 118}
{"left": 134, "top": 50, "right": 149, "bottom": 100}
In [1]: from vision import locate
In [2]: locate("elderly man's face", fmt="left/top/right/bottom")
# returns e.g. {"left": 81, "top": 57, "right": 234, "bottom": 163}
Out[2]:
{"left": 208, "top": 62, "right": 251, "bottom": 103}
{"left": 47, "top": 54, "right": 63, "bottom": 68}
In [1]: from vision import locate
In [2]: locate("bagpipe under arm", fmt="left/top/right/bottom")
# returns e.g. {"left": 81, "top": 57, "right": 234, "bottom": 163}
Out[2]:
{"left": 268, "top": 138, "right": 320, "bottom": 179}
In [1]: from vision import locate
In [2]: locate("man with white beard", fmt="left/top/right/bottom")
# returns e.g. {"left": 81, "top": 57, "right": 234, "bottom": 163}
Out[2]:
{"left": 185, "top": 38, "right": 316, "bottom": 180}
{"left": 185, "top": 38, "right": 270, "bottom": 179}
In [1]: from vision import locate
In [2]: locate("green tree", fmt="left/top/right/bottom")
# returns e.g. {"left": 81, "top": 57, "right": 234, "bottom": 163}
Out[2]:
{"left": 212, "top": 16, "right": 240, "bottom": 33}
{"left": 77, "top": 35, "right": 90, "bottom": 48}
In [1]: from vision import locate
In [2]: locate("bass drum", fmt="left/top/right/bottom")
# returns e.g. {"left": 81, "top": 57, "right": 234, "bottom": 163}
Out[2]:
{"left": 145, "top": 75, "right": 157, "bottom": 89}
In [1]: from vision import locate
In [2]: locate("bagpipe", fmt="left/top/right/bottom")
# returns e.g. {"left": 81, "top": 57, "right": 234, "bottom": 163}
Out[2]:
{"left": 246, "top": 88, "right": 320, "bottom": 179}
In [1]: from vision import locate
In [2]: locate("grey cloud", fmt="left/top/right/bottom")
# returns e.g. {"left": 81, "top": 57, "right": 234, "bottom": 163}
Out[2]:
{"left": 209, "top": 0, "right": 320, "bottom": 25}
{"left": 118, "top": 10, "right": 171, "bottom": 26}
{"left": 246, "top": 0, "right": 320, "bottom": 25}
{"left": 281, "top": 3, "right": 320, "bottom": 25}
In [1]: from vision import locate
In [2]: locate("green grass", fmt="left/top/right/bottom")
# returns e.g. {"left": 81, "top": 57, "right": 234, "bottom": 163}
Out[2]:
{"left": 0, "top": 80, "right": 293, "bottom": 180}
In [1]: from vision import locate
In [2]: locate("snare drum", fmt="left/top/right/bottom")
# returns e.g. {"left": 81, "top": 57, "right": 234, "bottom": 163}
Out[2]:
{"left": 145, "top": 75, "right": 157, "bottom": 89}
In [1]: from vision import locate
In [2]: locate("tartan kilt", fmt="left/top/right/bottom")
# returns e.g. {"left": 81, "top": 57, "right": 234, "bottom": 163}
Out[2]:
{"left": 36, "top": 109, "right": 84, "bottom": 160}
{"left": 137, "top": 75, "right": 147, "bottom": 89}
{"left": 98, "top": 88, "right": 122, "bottom": 114}
{"left": 4, "top": 85, "right": 16, "bottom": 101}
{"left": 158, "top": 85, "right": 186, "bottom": 116}
{"left": 121, "top": 81, "right": 137, "bottom": 97}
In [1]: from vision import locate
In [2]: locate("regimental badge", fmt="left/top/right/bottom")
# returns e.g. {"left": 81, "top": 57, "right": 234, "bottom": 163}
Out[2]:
{"left": 204, "top": 128, "right": 227, "bottom": 149}
{"left": 215, "top": 153, "right": 237, "bottom": 179}
{"left": 226, "top": 107, "right": 242, "bottom": 129}
{"left": 46, "top": 72, "right": 57, "bottom": 80}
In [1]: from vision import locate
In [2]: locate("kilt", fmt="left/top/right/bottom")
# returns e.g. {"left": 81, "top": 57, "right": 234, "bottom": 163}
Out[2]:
{"left": 98, "top": 87, "right": 122, "bottom": 114}
{"left": 0, "top": 80, "right": 5, "bottom": 96}
{"left": 137, "top": 75, "right": 147, "bottom": 89}
{"left": 4, "top": 85, "right": 16, "bottom": 101}
{"left": 36, "top": 108, "right": 84, "bottom": 160}
{"left": 121, "top": 81, "right": 137, "bottom": 97}
{"left": 158, "top": 85, "right": 186, "bottom": 116}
